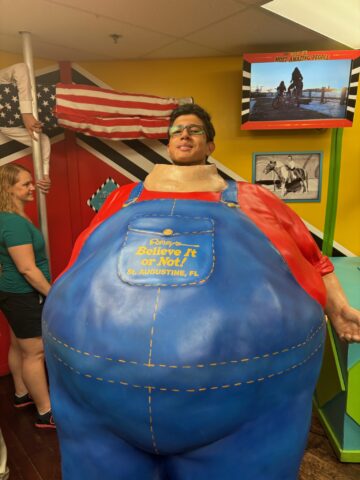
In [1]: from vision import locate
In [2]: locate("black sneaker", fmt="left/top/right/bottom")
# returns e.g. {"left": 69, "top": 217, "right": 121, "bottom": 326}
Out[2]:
{"left": 14, "top": 393, "right": 34, "bottom": 408}
{"left": 35, "top": 410, "right": 56, "bottom": 430}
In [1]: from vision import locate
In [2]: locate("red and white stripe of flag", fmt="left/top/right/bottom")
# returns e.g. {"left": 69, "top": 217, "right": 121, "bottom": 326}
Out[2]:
{"left": 55, "top": 83, "right": 192, "bottom": 140}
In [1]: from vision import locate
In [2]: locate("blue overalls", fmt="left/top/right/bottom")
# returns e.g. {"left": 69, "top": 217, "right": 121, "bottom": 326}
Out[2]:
{"left": 43, "top": 181, "right": 325, "bottom": 479}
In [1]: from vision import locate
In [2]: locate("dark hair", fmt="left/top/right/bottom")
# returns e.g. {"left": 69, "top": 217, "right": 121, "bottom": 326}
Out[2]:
{"left": 169, "top": 103, "right": 215, "bottom": 142}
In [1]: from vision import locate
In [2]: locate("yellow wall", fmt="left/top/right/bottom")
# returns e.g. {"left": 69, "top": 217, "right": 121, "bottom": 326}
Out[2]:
{"left": 79, "top": 57, "right": 360, "bottom": 255}
{"left": 0, "top": 51, "right": 54, "bottom": 70}
{"left": 1, "top": 53, "right": 359, "bottom": 254}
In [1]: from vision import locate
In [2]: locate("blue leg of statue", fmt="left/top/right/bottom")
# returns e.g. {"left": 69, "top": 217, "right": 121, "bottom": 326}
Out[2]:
{"left": 164, "top": 392, "right": 312, "bottom": 480}
{"left": 46, "top": 356, "right": 162, "bottom": 479}
{"left": 57, "top": 403, "right": 163, "bottom": 479}
{"left": 62, "top": 436, "right": 161, "bottom": 479}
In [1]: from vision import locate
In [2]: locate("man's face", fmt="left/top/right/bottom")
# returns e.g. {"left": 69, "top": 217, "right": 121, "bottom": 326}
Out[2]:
{"left": 167, "top": 114, "right": 215, "bottom": 166}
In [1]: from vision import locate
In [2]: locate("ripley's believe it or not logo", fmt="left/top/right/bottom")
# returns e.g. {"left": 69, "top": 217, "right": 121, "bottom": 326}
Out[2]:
{"left": 118, "top": 215, "right": 215, "bottom": 287}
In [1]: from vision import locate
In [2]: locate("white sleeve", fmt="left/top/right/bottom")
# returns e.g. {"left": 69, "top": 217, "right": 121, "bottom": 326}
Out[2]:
{"left": 0, "top": 64, "right": 32, "bottom": 113}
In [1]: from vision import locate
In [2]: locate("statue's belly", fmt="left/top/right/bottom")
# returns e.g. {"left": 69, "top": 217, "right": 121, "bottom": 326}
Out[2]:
{"left": 44, "top": 200, "right": 325, "bottom": 454}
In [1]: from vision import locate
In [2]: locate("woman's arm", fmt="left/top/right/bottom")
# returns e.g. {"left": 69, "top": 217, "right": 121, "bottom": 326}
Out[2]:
{"left": 323, "top": 272, "right": 360, "bottom": 342}
{"left": 8, "top": 244, "right": 51, "bottom": 296}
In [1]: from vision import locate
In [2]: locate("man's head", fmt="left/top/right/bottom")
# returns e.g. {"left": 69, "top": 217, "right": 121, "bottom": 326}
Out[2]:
{"left": 167, "top": 104, "right": 215, "bottom": 166}
{"left": 0, "top": 163, "right": 33, "bottom": 213}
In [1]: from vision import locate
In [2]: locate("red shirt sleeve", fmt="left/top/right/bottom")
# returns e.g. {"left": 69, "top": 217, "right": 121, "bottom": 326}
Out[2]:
{"left": 238, "top": 183, "right": 331, "bottom": 307}
{"left": 238, "top": 183, "right": 333, "bottom": 276}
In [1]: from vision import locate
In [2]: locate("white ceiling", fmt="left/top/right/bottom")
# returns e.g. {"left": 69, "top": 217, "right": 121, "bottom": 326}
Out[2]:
{"left": 0, "top": 0, "right": 355, "bottom": 62}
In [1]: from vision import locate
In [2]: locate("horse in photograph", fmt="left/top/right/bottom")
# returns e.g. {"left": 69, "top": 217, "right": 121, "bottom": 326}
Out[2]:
{"left": 263, "top": 160, "right": 308, "bottom": 197}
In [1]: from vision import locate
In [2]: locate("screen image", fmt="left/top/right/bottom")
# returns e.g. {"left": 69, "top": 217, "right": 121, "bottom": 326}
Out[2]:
{"left": 241, "top": 50, "right": 360, "bottom": 130}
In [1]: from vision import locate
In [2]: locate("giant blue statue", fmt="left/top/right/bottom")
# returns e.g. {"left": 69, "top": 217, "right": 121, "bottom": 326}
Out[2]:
{"left": 43, "top": 178, "right": 326, "bottom": 480}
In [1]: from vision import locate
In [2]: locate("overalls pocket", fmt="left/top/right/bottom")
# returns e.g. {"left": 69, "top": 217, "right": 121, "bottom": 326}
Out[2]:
{"left": 118, "top": 215, "right": 215, "bottom": 287}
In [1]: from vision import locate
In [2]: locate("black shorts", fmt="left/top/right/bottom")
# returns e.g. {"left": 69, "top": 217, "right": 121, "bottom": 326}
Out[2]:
{"left": 0, "top": 291, "right": 45, "bottom": 339}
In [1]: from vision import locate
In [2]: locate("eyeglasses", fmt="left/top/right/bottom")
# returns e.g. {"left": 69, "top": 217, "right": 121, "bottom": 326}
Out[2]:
{"left": 168, "top": 124, "right": 206, "bottom": 137}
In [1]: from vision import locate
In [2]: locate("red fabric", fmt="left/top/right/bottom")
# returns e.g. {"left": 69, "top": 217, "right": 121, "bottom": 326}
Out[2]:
{"left": 62, "top": 182, "right": 332, "bottom": 307}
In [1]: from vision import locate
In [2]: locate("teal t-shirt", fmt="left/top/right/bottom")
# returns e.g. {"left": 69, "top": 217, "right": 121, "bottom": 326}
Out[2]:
{"left": 0, "top": 212, "right": 50, "bottom": 293}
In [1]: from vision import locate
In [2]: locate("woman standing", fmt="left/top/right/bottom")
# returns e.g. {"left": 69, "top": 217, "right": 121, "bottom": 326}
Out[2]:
{"left": 0, "top": 163, "right": 55, "bottom": 429}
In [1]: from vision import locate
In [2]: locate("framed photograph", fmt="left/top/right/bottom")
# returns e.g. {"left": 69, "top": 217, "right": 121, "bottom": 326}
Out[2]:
{"left": 252, "top": 151, "right": 323, "bottom": 202}
{"left": 241, "top": 49, "right": 360, "bottom": 130}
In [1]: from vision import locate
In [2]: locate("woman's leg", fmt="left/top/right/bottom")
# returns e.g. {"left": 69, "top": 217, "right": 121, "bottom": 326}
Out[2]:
{"left": 8, "top": 329, "right": 27, "bottom": 396}
{"left": 0, "top": 428, "right": 10, "bottom": 480}
{"left": 16, "top": 336, "right": 50, "bottom": 414}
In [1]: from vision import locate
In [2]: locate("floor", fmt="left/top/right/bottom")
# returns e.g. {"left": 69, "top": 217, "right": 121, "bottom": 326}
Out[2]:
{"left": 1, "top": 374, "right": 359, "bottom": 480}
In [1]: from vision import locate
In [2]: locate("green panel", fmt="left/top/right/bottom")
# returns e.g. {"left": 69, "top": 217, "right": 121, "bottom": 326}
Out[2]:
{"left": 316, "top": 322, "right": 345, "bottom": 407}
{"left": 317, "top": 392, "right": 346, "bottom": 449}
{"left": 343, "top": 412, "right": 360, "bottom": 452}
{"left": 349, "top": 344, "right": 360, "bottom": 371}
{"left": 315, "top": 397, "right": 343, "bottom": 459}
{"left": 332, "top": 325, "right": 350, "bottom": 380}
{"left": 331, "top": 257, "right": 360, "bottom": 310}
{"left": 339, "top": 450, "right": 360, "bottom": 463}
{"left": 315, "top": 405, "right": 360, "bottom": 462}
{"left": 315, "top": 256, "right": 360, "bottom": 462}
{"left": 322, "top": 128, "right": 343, "bottom": 257}
{"left": 316, "top": 388, "right": 360, "bottom": 459}
{"left": 331, "top": 257, "right": 360, "bottom": 369}
{"left": 347, "top": 361, "right": 360, "bottom": 426}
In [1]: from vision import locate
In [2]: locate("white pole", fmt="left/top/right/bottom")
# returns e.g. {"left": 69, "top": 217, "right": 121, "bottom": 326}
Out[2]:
{"left": 20, "top": 31, "right": 51, "bottom": 261}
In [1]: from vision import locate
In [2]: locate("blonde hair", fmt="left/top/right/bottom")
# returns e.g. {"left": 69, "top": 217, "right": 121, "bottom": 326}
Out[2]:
{"left": 0, "top": 163, "right": 31, "bottom": 213}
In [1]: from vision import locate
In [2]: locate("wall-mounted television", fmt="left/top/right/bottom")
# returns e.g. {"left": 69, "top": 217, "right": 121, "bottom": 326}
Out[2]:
{"left": 241, "top": 50, "right": 360, "bottom": 130}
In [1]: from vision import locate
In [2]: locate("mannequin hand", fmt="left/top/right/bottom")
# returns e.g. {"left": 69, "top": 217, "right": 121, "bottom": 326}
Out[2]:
{"left": 37, "top": 175, "right": 51, "bottom": 194}
{"left": 21, "top": 113, "right": 43, "bottom": 140}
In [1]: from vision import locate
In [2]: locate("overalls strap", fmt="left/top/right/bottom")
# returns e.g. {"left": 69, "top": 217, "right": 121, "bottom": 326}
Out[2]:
{"left": 220, "top": 180, "right": 239, "bottom": 206}
{"left": 123, "top": 182, "right": 144, "bottom": 207}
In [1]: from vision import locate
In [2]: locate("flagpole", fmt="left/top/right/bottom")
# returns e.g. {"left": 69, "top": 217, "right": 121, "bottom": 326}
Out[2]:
{"left": 20, "top": 31, "right": 51, "bottom": 263}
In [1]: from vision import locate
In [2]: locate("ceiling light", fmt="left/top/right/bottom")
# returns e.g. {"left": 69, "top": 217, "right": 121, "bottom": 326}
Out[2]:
{"left": 109, "top": 33, "right": 122, "bottom": 44}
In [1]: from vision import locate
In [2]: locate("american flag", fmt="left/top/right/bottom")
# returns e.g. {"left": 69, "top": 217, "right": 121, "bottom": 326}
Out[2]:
{"left": 0, "top": 83, "right": 58, "bottom": 131}
{"left": 55, "top": 83, "right": 192, "bottom": 140}
{"left": 1, "top": 81, "right": 191, "bottom": 140}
